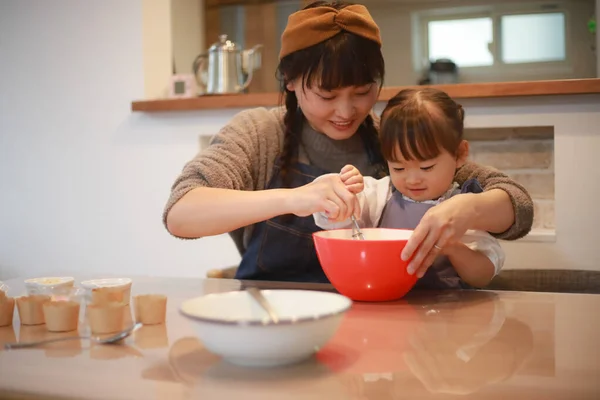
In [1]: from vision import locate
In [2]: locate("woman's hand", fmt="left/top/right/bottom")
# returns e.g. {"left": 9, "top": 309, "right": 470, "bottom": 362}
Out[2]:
{"left": 286, "top": 174, "right": 359, "bottom": 222}
{"left": 401, "top": 193, "right": 478, "bottom": 277}
{"left": 339, "top": 164, "right": 364, "bottom": 194}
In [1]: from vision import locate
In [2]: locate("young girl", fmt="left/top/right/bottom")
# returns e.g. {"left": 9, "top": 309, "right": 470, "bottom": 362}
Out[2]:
{"left": 164, "top": 2, "right": 532, "bottom": 284}
{"left": 314, "top": 88, "right": 505, "bottom": 289}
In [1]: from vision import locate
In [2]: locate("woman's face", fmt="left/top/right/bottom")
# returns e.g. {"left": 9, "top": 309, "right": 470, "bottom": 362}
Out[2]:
{"left": 286, "top": 79, "right": 379, "bottom": 140}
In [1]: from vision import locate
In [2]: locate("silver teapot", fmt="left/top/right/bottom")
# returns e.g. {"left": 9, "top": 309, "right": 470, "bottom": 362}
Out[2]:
{"left": 192, "top": 34, "right": 263, "bottom": 95}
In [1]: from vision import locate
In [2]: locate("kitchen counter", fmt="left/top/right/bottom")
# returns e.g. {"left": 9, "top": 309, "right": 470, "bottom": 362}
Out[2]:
{"left": 131, "top": 78, "right": 600, "bottom": 112}
{"left": 1, "top": 276, "right": 599, "bottom": 399}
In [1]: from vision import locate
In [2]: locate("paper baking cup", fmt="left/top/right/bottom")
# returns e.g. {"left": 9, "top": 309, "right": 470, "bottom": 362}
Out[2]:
{"left": 91, "top": 287, "right": 126, "bottom": 305}
{"left": 17, "top": 295, "right": 51, "bottom": 325}
{"left": 0, "top": 326, "right": 16, "bottom": 344}
{"left": 87, "top": 302, "right": 127, "bottom": 334}
{"left": 134, "top": 295, "right": 167, "bottom": 325}
{"left": 43, "top": 301, "right": 80, "bottom": 332}
{"left": 0, "top": 297, "right": 15, "bottom": 327}
{"left": 81, "top": 278, "right": 132, "bottom": 305}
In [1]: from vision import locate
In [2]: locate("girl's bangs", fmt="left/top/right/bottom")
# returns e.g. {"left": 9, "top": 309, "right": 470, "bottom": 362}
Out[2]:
{"left": 381, "top": 109, "right": 451, "bottom": 162}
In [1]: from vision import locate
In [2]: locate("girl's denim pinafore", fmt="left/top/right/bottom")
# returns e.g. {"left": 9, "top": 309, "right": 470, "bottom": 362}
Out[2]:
{"left": 378, "top": 179, "right": 484, "bottom": 289}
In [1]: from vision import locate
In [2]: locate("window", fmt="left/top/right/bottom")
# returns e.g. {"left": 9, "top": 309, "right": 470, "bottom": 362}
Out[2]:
{"left": 501, "top": 13, "right": 566, "bottom": 64}
{"left": 418, "top": 6, "right": 568, "bottom": 71}
{"left": 428, "top": 18, "right": 493, "bottom": 67}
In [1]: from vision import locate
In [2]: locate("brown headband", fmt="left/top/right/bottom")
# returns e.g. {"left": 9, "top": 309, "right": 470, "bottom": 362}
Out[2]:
{"left": 279, "top": 4, "right": 382, "bottom": 60}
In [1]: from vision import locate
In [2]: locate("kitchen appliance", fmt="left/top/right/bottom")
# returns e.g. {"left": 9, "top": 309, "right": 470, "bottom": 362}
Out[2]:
{"left": 192, "top": 34, "right": 262, "bottom": 95}
{"left": 428, "top": 58, "right": 458, "bottom": 84}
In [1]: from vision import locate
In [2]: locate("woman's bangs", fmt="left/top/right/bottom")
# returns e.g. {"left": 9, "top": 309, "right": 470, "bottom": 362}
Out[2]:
{"left": 304, "top": 34, "right": 383, "bottom": 90}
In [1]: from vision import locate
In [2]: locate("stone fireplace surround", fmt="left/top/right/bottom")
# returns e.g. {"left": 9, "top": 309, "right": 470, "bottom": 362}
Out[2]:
{"left": 466, "top": 126, "right": 554, "bottom": 232}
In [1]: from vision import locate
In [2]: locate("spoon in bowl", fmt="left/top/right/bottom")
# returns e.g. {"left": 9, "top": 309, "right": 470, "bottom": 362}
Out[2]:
{"left": 246, "top": 287, "right": 279, "bottom": 324}
{"left": 4, "top": 322, "right": 143, "bottom": 350}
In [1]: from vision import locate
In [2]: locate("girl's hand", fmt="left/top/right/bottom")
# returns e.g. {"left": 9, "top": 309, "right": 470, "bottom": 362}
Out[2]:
{"left": 286, "top": 174, "right": 358, "bottom": 222}
{"left": 401, "top": 193, "right": 478, "bottom": 277}
{"left": 339, "top": 164, "right": 364, "bottom": 194}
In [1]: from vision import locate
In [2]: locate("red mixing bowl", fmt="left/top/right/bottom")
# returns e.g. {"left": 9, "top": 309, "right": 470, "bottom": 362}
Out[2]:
{"left": 313, "top": 228, "right": 418, "bottom": 302}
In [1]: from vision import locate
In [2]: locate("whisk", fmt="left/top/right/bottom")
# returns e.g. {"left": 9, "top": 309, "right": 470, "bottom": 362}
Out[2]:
{"left": 338, "top": 171, "right": 365, "bottom": 240}
{"left": 350, "top": 215, "right": 365, "bottom": 240}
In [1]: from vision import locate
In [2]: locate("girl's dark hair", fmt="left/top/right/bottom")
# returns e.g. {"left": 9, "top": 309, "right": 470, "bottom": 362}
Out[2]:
{"left": 276, "top": 1, "right": 387, "bottom": 184}
{"left": 379, "top": 88, "right": 465, "bottom": 162}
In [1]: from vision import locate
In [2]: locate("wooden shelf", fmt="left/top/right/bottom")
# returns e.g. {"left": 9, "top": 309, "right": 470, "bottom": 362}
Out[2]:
{"left": 131, "top": 78, "right": 600, "bottom": 112}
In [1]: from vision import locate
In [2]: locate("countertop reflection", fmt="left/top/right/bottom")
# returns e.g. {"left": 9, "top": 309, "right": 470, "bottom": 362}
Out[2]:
{"left": 0, "top": 276, "right": 599, "bottom": 400}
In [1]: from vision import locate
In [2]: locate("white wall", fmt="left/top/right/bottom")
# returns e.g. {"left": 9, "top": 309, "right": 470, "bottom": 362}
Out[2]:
{"left": 0, "top": 0, "right": 240, "bottom": 280}
{"left": 1, "top": 0, "right": 599, "bottom": 281}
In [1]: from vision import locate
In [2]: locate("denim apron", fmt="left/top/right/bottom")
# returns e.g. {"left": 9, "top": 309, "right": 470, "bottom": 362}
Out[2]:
{"left": 378, "top": 179, "right": 483, "bottom": 289}
{"left": 235, "top": 158, "right": 331, "bottom": 283}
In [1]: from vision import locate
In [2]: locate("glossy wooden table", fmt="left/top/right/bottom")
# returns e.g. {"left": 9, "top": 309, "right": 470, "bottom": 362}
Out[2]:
{"left": 0, "top": 276, "right": 599, "bottom": 399}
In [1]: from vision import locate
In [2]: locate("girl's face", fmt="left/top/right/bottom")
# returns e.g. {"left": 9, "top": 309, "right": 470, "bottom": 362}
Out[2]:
{"left": 388, "top": 141, "right": 469, "bottom": 202}
{"left": 286, "top": 79, "right": 379, "bottom": 140}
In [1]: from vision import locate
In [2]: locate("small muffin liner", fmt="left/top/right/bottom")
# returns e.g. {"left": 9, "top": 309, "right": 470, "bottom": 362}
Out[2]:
{"left": 81, "top": 279, "right": 132, "bottom": 306}
{"left": 17, "top": 295, "right": 51, "bottom": 325}
{"left": 91, "top": 284, "right": 131, "bottom": 306}
{"left": 134, "top": 294, "right": 167, "bottom": 325}
{"left": 0, "top": 326, "right": 16, "bottom": 345}
{"left": 0, "top": 282, "right": 13, "bottom": 328}
{"left": 43, "top": 301, "right": 80, "bottom": 332}
{"left": 0, "top": 297, "right": 15, "bottom": 327}
{"left": 87, "top": 302, "right": 127, "bottom": 334}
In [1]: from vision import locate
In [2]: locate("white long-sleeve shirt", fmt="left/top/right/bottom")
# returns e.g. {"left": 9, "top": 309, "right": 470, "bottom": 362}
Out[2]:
{"left": 313, "top": 175, "right": 506, "bottom": 276}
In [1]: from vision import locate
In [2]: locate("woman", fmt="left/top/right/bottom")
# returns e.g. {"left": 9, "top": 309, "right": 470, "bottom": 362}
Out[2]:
{"left": 164, "top": 1, "right": 533, "bottom": 283}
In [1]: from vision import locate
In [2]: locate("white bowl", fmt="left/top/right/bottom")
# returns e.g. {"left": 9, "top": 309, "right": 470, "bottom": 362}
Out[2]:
{"left": 24, "top": 277, "right": 75, "bottom": 295}
{"left": 180, "top": 289, "right": 352, "bottom": 368}
{"left": 80, "top": 278, "right": 132, "bottom": 305}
